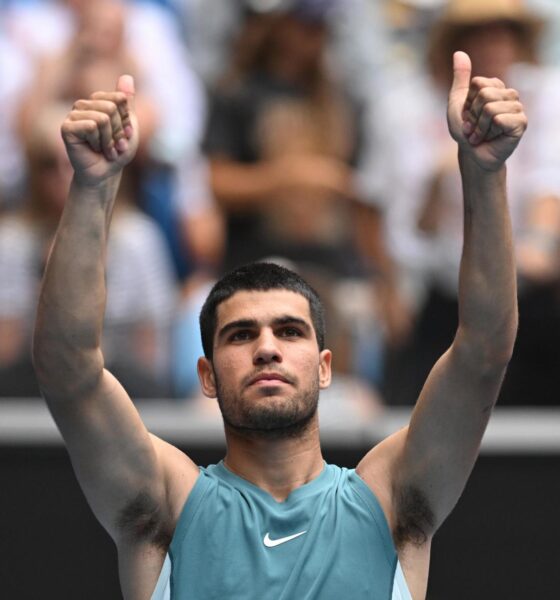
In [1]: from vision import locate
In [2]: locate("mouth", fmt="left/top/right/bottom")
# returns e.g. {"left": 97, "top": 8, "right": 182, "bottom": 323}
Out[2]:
{"left": 248, "top": 373, "right": 292, "bottom": 387}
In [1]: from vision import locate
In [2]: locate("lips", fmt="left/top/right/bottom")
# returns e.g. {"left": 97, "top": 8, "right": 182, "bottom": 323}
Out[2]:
{"left": 248, "top": 372, "right": 291, "bottom": 386}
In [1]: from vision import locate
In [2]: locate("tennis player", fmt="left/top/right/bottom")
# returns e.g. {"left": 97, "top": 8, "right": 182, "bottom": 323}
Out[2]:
{"left": 33, "top": 51, "right": 525, "bottom": 599}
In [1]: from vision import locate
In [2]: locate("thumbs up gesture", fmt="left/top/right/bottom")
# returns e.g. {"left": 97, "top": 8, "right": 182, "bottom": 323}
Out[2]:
{"left": 447, "top": 51, "right": 527, "bottom": 171}
{"left": 61, "top": 75, "right": 139, "bottom": 186}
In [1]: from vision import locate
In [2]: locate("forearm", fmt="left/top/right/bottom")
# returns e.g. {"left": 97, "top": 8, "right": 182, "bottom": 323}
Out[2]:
{"left": 210, "top": 159, "right": 276, "bottom": 211}
{"left": 33, "top": 176, "right": 121, "bottom": 395}
{"left": 456, "top": 152, "right": 518, "bottom": 365}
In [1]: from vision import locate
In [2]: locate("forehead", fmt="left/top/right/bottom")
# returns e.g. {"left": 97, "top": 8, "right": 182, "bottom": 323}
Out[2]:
{"left": 216, "top": 289, "right": 312, "bottom": 326}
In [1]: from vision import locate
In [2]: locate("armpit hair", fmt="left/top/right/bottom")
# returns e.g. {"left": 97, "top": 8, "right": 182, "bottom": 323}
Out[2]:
{"left": 393, "top": 484, "right": 435, "bottom": 549}
{"left": 116, "top": 490, "right": 172, "bottom": 550}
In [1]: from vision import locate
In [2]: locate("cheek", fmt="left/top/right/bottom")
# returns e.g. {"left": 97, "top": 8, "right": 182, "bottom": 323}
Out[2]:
{"left": 213, "top": 352, "right": 247, "bottom": 388}
{"left": 292, "top": 348, "right": 322, "bottom": 379}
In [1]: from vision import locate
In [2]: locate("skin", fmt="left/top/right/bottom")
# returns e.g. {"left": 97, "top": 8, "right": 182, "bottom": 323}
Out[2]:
{"left": 33, "top": 52, "right": 525, "bottom": 599}
{"left": 197, "top": 289, "right": 331, "bottom": 499}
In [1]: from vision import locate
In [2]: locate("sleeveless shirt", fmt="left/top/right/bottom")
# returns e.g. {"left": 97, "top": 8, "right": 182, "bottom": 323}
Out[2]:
{"left": 151, "top": 462, "right": 413, "bottom": 599}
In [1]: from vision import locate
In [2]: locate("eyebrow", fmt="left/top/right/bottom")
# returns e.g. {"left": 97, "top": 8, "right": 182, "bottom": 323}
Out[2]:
{"left": 217, "top": 315, "right": 312, "bottom": 341}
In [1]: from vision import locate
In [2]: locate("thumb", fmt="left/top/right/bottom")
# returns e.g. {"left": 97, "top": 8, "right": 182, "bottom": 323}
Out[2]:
{"left": 117, "top": 74, "right": 135, "bottom": 110}
{"left": 449, "top": 51, "right": 472, "bottom": 100}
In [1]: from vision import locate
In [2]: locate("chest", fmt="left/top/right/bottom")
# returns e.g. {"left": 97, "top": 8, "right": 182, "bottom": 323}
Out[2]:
{"left": 169, "top": 475, "right": 397, "bottom": 599}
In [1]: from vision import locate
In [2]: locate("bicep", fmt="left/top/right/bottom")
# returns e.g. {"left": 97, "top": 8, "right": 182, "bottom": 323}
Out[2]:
{"left": 359, "top": 343, "right": 506, "bottom": 550}
{"left": 396, "top": 343, "right": 506, "bottom": 533}
{"left": 46, "top": 369, "right": 196, "bottom": 540}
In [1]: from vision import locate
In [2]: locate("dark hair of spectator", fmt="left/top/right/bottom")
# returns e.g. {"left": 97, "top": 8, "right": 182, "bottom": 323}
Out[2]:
{"left": 219, "top": 12, "right": 325, "bottom": 91}
{"left": 199, "top": 262, "right": 326, "bottom": 359}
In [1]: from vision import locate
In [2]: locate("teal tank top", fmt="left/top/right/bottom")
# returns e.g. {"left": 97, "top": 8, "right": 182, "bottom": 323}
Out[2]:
{"left": 151, "top": 462, "right": 412, "bottom": 600}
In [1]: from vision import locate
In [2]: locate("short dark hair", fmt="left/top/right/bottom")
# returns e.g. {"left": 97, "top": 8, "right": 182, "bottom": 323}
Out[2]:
{"left": 199, "top": 262, "right": 326, "bottom": 359}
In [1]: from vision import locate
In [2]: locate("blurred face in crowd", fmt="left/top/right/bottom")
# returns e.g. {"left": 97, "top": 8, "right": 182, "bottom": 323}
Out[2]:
{"left": 270, "top": 14, "right": 328, "bottom": 80}
{"left": 198, "top": 290, "right": 332, "bottom": 439}
{"left": 67, "top": 59, "right": 125, "bottom": 101}
{"left": 457, "top": 22, "right": 523, "bottom": 81}
{"left": 74, "top": 0, "right": 126, "bottom": 61}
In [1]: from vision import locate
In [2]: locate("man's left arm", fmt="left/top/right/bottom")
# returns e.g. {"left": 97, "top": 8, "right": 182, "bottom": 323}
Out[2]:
{"left": 358, "top": 52, "right": 527, "bottom": 545}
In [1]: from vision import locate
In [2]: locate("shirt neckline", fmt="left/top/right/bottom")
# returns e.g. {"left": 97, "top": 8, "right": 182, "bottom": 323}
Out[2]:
{"left": 214, "top": 460, "right": 331, "bottom": 505}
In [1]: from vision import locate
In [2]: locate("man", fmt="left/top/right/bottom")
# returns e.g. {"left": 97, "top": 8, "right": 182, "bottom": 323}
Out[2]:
{"left": 33, "top": 51, "right": 525, "bottom": 599}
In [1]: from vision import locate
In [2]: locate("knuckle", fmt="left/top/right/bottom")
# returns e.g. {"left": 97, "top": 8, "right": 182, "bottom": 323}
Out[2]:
{"left": 482, "top": 103, "right": 498, "bottom": 117}
{"left": 491, "top": 116, "right": 504, "bottom": 131}
{"left": 97, "top": 113, "right": 110, "bottom": 126}
{"left": 470, "top": 76, "right": 485, "bottom": 88}
{"left": 85, "top": 120, "right": 97, "bottom": 133}
{"left": 478, "top": 87, "right": 493, "bottom": 102}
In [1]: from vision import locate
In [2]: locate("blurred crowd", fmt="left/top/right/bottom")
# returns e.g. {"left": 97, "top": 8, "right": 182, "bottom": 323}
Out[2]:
{"left": 1, "top": 0, "right": 560, "bottom": 406}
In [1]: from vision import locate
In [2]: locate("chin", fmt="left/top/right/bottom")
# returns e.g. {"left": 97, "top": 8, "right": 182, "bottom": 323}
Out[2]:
{"left": 254, "top": 385, "right": 288, "bottom": 398}
{"left": 227, "top": 408, "right": 318, "bottom": 441}
{"left": 217, "top": 378, "right": 320, "bottom": 439}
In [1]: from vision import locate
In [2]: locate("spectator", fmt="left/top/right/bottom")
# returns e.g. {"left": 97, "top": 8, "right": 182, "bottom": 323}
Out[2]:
{"left": 0, "top": 104, "right": 177, "bottom": 398}
{"left": 177, "top": 0, "right": 392, "bottom": 104}
{"left": 201, "top": 0, "right": 394, "bottom": 387}
{"left": 5, "top": 0, "right": 209, "bottom": 281}
{"left": 5, "top": 0, "right": 205, "bottom": 166}
{"left": 363, "top": 0, "right": 560, "bottom": 405}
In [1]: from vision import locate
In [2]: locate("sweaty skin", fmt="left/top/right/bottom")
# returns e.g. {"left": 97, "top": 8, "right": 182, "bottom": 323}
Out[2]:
{"left": 33, "top": 52, "right": 525, "bottom": 599}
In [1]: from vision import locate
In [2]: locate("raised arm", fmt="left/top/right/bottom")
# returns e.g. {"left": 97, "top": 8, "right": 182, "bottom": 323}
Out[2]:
{"left": 32, "top": 78, "right": 198, "bottom": 563}
{"left": 358, "top": 50, "right": 526, "bottom": 577}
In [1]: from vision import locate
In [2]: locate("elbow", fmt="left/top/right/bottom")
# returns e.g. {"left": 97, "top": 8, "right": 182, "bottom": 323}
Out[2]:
{"left": 456, "top": 315, "right": 518, "bottom": 375}
{"left": 32, "top": 331, "right": 104, "bottom": 399}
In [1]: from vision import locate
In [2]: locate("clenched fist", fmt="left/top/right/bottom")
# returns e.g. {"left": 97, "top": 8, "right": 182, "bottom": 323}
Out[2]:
{"left": 447, "top": 51, "right": 527, "bottom": 171}
{"left": 61, "top": 75, "right": 139, "bottom": 186}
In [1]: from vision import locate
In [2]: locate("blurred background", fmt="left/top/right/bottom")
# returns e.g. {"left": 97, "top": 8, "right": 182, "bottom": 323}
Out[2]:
{"left": 1, "top": 0, "right": 559, "bottom": 598}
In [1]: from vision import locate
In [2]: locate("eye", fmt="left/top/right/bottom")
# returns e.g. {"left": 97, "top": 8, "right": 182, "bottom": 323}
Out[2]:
{"left": 279, "top": 326, "right": 303, "bottom": 338}
{"left": 229, "top": 330, "right": 253, "bottom": 342}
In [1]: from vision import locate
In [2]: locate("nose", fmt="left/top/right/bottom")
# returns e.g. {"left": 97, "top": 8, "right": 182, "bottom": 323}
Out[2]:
{"left": 253, "top": 328, "right": 282, "bottom": 365}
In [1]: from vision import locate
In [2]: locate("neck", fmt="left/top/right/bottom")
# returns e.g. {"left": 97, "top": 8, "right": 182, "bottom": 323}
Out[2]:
{"left": 223, "top": 415, "right": 324, "bottom": 502}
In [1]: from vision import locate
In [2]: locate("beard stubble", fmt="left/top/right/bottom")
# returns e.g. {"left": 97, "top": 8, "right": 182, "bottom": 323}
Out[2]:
{"left": 215, "top": 369, "right": 320, "bottom": 440}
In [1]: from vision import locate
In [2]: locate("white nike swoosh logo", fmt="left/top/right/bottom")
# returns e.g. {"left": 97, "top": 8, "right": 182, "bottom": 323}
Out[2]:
{"left": 263, "top": 530, "right": 307, "bottom": 548}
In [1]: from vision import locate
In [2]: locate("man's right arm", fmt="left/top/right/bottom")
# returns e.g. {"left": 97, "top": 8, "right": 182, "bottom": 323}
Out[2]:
{"left": 32, "top": 77, "right": 199, "bottom": 546}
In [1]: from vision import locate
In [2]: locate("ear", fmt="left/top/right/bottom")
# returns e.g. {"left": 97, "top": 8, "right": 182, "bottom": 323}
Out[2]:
{"left": 318, "top": 349, "right": 332, "bottom": 389}
{"left": 197, "top": 357, "right": 217, "bottom": 398}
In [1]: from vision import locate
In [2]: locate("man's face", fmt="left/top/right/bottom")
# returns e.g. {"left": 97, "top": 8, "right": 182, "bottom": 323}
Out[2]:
{"left": 198, "top": 290, "right": 332, "bottom": 438}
